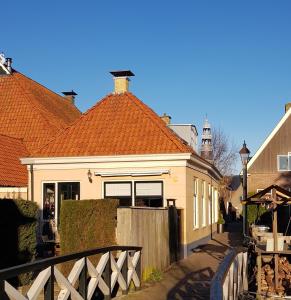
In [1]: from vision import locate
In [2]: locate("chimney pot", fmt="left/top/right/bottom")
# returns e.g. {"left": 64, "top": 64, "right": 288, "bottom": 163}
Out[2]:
{"left": 6, "top": 57, "right": 12, "bottom": 73}
{"left": 285, "top": 103, "right": 291, "bottom": 113}
{"left": 62, "top": 90, "right": 77, "bottom": 104}
{"left": 110, "top": 70, "right": 134, "bottom": 94}
{"left": 161, "top": 113, "right": 171, "bottom": 125}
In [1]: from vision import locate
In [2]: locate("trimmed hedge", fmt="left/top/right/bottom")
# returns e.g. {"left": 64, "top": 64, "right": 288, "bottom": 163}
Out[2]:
{"left": 0, "top": 199, "right": 38, "bottom": 285}
{"left": 60, "top": 199, "right": 118, "bottom": 255}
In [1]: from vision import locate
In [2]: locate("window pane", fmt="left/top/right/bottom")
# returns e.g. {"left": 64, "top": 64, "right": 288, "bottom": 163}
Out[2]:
{"left": 278, "top": 156, "right": 288, "bottom": 171}
{"left": 43, "top": 183, "right": 55, "bottom": 221}
{"left": 135, "top": 182, "right": 162, "bottom": 196}
{"left": 104, "top": 182, "right": 132, "bottom": 207}
{"left": 105, "top": 183, "right": 131, "bottom": 197}
{"left": 135, "top": 197, "right": 163, "bottom": 207}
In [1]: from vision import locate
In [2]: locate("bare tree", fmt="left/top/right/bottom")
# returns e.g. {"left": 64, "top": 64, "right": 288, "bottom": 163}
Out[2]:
{"left": 212, "top": 127, "right": 238, "bottom": 176}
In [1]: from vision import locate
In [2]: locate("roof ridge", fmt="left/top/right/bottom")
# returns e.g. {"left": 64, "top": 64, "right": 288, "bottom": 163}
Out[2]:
{"left": 32, "top": 93, "right": 112, "bottom": 155}
{"left": 0, "top": 133, "right": 25, "bottom": 142}
{"left": 16, "top": 71, "right": 82, "bottom": 114}
{"left": 16, "top": 71, "right": 68, "bottom": 102}
{"left": 126, "top": 92, "right": 192, "bottom": 153}
{"left": 12, "top": 72, "right": 61, "bottom": 133}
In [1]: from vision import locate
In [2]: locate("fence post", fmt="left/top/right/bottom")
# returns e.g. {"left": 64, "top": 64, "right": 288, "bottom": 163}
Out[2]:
{"left": 104, "top": 251, "right": 112, "bottom": 300}
{"left": 168, "top": 199, "right": 179, "bottom": 263}
{"left": 121, "top": 251, "right": 128, "bottom": 295}
{"left": 79, "top": 257, "right": 87, "bottom": 299}
{"left": 44, "top": 266, "right": 54, "bottom": 300}
{"left": 136, "top": 251, "right": 141, "bottom": 290}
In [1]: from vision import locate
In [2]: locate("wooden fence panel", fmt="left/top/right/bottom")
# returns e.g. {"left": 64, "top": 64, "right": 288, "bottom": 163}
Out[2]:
{"left": 116, "top": 208, "right": 170, "bottom": 275}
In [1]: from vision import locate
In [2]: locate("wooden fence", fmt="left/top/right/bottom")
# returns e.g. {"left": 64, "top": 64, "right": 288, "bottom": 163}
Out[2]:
{"left": 116, "top": 207, "right": 170, "bottom": 276}
{"left": 0, "top": 245, "right": 142, "bottom": 300}
{"left": 210, "top": 250, "right": 248, "bottom": 300}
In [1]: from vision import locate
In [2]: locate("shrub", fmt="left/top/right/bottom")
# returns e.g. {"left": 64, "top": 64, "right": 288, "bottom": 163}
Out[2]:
{"left": 217, "top": 211, "right": 225, "bottom": 225}
{"left": 0, "top": 199, "right": 38, "bottom": 285}
{"left": 59, "top": 199, "right": 118, "bottom": 273}
{"left": 143, "top": 267, "right": 163, "bottom": 282}
{"left": 247, "top": 204, "right": 267, "bottom": 225}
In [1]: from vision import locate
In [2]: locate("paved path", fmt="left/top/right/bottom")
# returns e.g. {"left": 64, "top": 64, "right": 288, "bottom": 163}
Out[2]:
{"left": 120, "top": 223, "right": 243, "bottom": 300}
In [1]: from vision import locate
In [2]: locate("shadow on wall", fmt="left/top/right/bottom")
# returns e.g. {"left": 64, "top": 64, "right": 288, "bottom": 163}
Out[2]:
{"left": 0, "top": 199, "right": 36, "bottom": 284}
{"left": 275, "top": 172, "right": 291, "bottom": 190}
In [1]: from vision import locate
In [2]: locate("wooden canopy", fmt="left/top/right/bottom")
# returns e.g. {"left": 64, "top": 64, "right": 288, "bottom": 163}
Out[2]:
{"left": 242, "top": 184, "right": 291, "bottom": 205}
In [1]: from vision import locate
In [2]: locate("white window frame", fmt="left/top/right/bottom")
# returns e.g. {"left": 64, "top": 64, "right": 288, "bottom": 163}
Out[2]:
{"left": 201, "top": 181, "right": 206, "bottom": 227}
{"left": 102, "top": 179, "right": 165, "bottom": 207}
{"left": 208, "top": 184, "right": 212, "bottom": 225}
{"left": 193, "top": 178, "right": 199, "bottom": 229}
{"left": 212, "top": 186, "right": 215, "bottom": 223}
{"left": 214, "top": 189, "right": 219, "bottom": 223}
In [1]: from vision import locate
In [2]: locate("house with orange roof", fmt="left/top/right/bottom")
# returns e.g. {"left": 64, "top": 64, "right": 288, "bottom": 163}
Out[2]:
{"left": 21, "top": 71, "right": 222, "bottom": 256}
{"left": 0, "top": 56, "right": 81, "bottom": 199}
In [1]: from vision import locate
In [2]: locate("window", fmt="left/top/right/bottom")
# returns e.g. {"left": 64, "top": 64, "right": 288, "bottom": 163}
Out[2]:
{"left": 104, "top": 182, "right": 132, "bottom": 206}
{"left": 214, "top": 189, "right": 219, "bottom": 222}
{"left": 193, "top": 178, "right": 199, "bottom": 229}
{"left": 43, "top": 183, "right": 56, "bottom": 221}
{"left": 104, "top": 181, "right": 164, "bottom": 208}
{"left": 201, "top": 181, "right": 206, "bottom": 226}
{"left": 135, "top": 181, "right": 163, "bottom": 207}
{"left": 212, "top": 186, "right": 215, "bottom": 223}
{"left": 278, "top": 155, "right": 288, "bottom": 171}
{"left": 208, "top": 184, "right": 212, "bottom": 225}
{"left": 58, "top": 182, "right": 80, "bottom": 224}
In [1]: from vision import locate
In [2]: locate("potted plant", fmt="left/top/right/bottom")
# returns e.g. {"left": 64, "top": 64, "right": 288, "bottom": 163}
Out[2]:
{"left": 217, "top": 212, "right": 225, "bottom": 233}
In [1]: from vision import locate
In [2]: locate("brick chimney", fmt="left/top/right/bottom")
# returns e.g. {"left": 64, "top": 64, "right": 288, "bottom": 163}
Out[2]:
{"left": 110, "top": 70, "right": 135, "bottom": 94}
{"left": 160, "top": 113, "right": 171, "bottom": 125}
{"left": 285, "top": 103, "right": 291, "bottom": 113}
{"left": 62, "top": 90, "right": 77, "bottom": 104}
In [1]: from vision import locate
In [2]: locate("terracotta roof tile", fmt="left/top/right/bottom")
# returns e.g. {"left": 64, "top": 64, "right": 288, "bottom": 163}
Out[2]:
{"left": 34, "top": 92, "right": 194, "bottom": 157}
{"left": 0, "top": 134, "right": 28, "bottom": 186}
{"left": 0, "top": 71, "right": 81, "bottom": 153}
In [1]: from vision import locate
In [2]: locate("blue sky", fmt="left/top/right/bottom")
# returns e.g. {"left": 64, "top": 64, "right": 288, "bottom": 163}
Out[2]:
{"left": 3, "top": 1, "right": 291, "bottom": 168}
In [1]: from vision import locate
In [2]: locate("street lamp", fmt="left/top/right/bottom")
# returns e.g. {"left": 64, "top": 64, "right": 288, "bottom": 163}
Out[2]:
{"left": 239, "top": 141, "right": 250, "bottom": 236}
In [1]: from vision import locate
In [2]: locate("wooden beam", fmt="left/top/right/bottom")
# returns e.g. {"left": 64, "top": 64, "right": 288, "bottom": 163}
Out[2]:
{"left": 272, "top": 188, "right": 278, "bottom": 252}
{"left": 274, "top": 254, "right": 279, "bottom": 291}
{"left": 257, "top": 254, "right": 261, "bottom": 297}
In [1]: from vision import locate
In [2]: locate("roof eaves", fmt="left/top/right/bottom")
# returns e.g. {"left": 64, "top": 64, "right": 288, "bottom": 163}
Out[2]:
{"left": 248, "top": 109, "right": 291, "bottom": 170}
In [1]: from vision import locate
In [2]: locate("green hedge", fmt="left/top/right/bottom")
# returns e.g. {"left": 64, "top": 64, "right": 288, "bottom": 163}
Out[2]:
{"left": 0, "top": 199, "right": 38, "bottom": 285}
{"left": 60, "top": 199, "right": 118, "bottom": 258}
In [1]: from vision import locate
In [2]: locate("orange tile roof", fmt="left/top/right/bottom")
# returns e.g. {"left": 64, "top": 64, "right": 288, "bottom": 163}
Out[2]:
{"left": 33, "top": 92, "right": 194, "bottom": 157}
{"left": 0, "top": 134, "right": 28, "bottom": 186}
{"left": 0, "top": 70, "right": 81, "bottom": 153}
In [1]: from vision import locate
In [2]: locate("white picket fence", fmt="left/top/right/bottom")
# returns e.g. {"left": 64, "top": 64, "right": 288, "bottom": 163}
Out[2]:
{"left": 210, "top": 251, "right": 248, "bottom": 300}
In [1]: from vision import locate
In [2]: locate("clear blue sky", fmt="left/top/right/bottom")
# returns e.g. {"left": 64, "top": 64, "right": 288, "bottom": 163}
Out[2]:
{"left": 3, "top": 0, "right": 291, "bottom": 168}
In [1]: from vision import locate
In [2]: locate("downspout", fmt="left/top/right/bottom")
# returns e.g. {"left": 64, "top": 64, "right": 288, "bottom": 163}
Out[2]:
{"left": 210, "top": 176, "right": 213, "bottom": 240}
{"left": 30, "top": 164, "right": 34, "bottom": 202}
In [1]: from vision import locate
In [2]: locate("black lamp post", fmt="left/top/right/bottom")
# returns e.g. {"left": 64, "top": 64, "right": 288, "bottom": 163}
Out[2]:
{"left": 239, "top": 141, "right": 250, "bottom": 236}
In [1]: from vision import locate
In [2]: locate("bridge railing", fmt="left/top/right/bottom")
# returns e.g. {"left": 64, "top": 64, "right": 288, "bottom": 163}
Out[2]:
{"left": 0, "top": 245, "right": 142, "bottom": 300}
{"left": 210, "top": 250, "right": 248, "bottom": 300}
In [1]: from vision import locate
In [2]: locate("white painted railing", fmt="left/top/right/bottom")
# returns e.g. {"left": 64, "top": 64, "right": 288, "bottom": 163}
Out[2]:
{"left": 210, "top": 251, "right": 248, "bottom": 300}
{"left": 0, "top": 246, "right": 142, "bottom": 300}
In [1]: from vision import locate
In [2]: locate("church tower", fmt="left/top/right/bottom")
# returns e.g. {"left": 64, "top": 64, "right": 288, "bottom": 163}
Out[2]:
{"left": 201, "top": 117, "right": 213, "bottom": 162}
